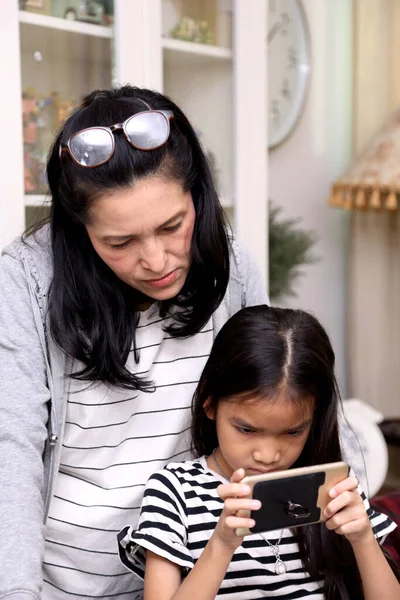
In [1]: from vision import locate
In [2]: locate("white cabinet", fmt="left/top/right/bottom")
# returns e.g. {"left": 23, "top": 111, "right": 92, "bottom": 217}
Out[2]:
{"left": 2, "top": 0, "right": 268, "bottom": 283}
{"left": 20, "top": 9, "right": 112, "bottom": 202}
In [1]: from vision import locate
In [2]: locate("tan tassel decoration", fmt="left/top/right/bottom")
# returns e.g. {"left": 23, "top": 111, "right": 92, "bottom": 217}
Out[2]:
{"left": 354, "top": 187, "right": 366, "bottom": 209}
{"left": 370, "top": 187, "right": 381, "bottom": 209}
{"left": 343, "top": 188, "right": 353, "bottom": 210}
{"left": 328, "top": 191, "right": 337, "bottom": 207}
{"left": 328, "top": 185, "right": 343, "bottom": 207}
{"left": 386, "top": 190, "right": 398, "bottom": 210}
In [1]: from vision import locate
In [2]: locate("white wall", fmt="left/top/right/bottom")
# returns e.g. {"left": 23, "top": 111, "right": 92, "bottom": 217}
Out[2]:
{"left": 268, "top": 0, "right": 353, "bottom": 393}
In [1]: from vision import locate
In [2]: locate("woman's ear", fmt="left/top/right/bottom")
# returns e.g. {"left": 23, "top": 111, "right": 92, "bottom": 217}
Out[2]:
{"left": 203, "top": 398, "right": 215, "bottom": 420}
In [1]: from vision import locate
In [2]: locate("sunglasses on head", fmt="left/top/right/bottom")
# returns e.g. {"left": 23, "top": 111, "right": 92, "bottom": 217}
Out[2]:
{"left": 59, "top": 109, "right": 174, "bottom": 168}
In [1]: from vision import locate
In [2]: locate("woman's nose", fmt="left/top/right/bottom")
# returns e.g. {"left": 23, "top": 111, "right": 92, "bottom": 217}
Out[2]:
{"left": 139, "top": 239, "right": 167, "bottom": 273}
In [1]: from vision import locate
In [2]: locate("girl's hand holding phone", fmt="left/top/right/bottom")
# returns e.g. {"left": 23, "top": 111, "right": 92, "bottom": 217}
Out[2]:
{"left": 324, "top": 476, "right": 374, "bottom": 546}
{"left": 214, "top": 468, "right": 261, "bottom": 553}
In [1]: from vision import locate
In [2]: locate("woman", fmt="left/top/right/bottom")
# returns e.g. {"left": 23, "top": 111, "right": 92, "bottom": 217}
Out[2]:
{"left": 0, "top": 86, "right": 267, "bottom": 599}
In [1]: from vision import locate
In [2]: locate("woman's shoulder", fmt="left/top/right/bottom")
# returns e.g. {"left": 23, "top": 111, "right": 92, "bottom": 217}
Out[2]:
{"left": 225, "top": 235, "right": 268, "bottom": 314}
{"left": 2, "top": 222, "right": 51, "bottom": 260}
{"left": 227, "top": 235, "right": 243, "bottom": 279}
{"left": 228, "top": 236, "right": 261, "bottom": 280}
{"left": 1, "top": 223, "right": 53, "bottom": 294}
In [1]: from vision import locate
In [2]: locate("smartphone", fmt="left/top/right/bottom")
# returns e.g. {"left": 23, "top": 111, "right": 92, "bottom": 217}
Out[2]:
{"left": 235, "top": 461, "right": 349, "bottom": 536}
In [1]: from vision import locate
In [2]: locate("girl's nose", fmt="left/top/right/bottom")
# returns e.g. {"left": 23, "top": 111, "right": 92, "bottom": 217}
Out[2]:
{"left": 253, "top": 445, "right": 281, "bottom": 466}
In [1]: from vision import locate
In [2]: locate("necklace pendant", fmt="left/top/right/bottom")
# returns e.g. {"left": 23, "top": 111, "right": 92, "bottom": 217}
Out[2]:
{"left": 275, "top": 559, "right": 287, "bottom": 575}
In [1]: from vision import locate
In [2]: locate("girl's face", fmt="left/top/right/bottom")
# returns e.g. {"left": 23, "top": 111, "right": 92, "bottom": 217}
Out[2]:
{"left": 207, "top": 390, "right": 315, "bottom": 479}
{"left": 86, "top": 176, "right": 196, "bottom": 301}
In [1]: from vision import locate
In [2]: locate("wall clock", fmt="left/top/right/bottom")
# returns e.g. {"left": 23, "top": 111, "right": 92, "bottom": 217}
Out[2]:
{"left": 268, "top": 0, "right": 311, "bottom": 149}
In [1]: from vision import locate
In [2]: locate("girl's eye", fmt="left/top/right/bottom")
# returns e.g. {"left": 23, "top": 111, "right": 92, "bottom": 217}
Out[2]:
{"left": 287, "top": 429, "right": 303, "bottom": 438}
{"left": 237, "top": 427, "right": 255, "bottom": 435}
{"left": 163, "top": 222, "right": 182, "bottom": 233}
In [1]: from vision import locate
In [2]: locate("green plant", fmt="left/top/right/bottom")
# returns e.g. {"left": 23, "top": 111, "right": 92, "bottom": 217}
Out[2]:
{"left": 269, "top": 201, "right": 318, "bottom": 301}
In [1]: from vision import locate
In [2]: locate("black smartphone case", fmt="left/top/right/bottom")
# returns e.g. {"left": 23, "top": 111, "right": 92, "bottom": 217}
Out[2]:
{"left": 250, "top": 472, "right": 326, "bottom": 533}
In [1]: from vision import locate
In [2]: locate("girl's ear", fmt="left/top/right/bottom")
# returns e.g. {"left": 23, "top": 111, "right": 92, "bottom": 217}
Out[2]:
{"left": 203, "top": 398, "right": 215, "bottom": 420}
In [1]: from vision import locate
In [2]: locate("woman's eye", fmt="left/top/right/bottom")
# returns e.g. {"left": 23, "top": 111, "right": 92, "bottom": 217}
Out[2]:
{"left": 163, "top": 222, "right": 182, "bottom": 233}
{"left": 111, "top": 240, "right": 132, "bottom": 249}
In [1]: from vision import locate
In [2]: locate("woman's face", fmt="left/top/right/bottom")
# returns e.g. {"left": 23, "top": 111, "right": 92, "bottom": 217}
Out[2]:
{"left": 86, "top": 176, "right": 196, "bottom": 301}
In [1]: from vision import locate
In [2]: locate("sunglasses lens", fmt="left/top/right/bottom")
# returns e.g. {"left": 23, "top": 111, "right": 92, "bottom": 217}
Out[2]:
{"left": 125, "top": 112, "right": 169, "bottom": 150}
{"left": 69, "top": 128, "right": 113, "bottom": 166}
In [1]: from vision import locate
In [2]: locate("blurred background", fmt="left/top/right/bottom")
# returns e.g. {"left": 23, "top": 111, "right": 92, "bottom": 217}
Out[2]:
{"left": 1, "top": 0, "right": 399, "bottom": 502}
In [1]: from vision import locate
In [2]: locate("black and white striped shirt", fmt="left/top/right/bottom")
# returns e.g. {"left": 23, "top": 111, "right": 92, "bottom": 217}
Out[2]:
{"left": 119, "top": 456, "right": 396, "bottom": 600}
{"left": 42, "top": 308, "right": 214, "bottom": 599}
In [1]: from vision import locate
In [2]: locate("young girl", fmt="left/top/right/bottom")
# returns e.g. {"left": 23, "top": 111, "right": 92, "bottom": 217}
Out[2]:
{"left": 118, "top": 305, "right": 398, "bottom": 599}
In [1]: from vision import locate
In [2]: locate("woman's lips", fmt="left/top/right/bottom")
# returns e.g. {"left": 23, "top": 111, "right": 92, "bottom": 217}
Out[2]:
{"left": 144, "top": 269, "right": 179, "bottom": 289}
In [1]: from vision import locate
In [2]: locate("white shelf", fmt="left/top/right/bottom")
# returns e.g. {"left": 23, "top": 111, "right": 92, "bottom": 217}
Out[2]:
{"left": 25, "top": 195, "right": 50, "bottom": 207}
{"left": 162, "top": 37, "right": 232, "bottom": 66}
{"left": 18, "top": 10, "right": 112, "bottom": 38}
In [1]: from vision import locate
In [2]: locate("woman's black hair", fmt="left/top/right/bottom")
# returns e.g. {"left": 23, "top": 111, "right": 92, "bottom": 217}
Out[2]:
{"left": 41, "top": 85, "right": 229, "bottom": 389}
{"left": 191, "top": 304, "right": 383, "bottom": 600}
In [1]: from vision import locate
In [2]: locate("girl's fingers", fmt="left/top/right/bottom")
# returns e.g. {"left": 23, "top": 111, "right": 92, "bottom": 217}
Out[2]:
{"left": 217, "top": 482, "right": 251, "bottom": 500}
{"left": 225, "top": 515, "right": 256, "bottom": 530}
{"left": 326, "top": 515, "right": 372, "bottom": 539}
{"left": 324, "top": 490, "right": 357, "bottom": 518}
{"left": 231, "top": 468, "right": 245, "bottom": 483}
{"left": 325, "top": 506, "right": 367, "bottom": 529}
{"left": 216, "top": 469, "right": 247, "bottom": 500}
{"left": 329, "top": 476, "right": 358, "bottom": 498}
{"left": 333, "top": 521, "right": 366, "bottom": 537}
{"left": 223, "top": 498, "right": 261, "bottom": 514}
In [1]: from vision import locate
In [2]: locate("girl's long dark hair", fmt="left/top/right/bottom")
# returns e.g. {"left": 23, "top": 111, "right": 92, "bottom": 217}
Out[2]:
{"left": 36, "top": 85, "right": 229, "bottom": 389}
{"left": 191, "top": 305, "right": 367, "bottom": 599}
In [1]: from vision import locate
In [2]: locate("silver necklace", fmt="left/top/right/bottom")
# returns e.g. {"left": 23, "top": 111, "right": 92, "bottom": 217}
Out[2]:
{"left": 211, "top": 448, "right": 287, "bottom": 575}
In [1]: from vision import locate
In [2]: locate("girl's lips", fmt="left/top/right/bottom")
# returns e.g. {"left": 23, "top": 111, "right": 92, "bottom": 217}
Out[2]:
{"left": 247, "top": 468, "right": 279, "bottom": 475}
{"left": 144, "top": 269, "right": 178, "bottom": 289}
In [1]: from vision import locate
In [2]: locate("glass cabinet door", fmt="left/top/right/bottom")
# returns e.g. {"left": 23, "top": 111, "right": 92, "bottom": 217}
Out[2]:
{"left": 19, "top": 0, "right": 114, "bottom": 225}
{"left": 161, "top": 0, "right": 233, "bottom": 224}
